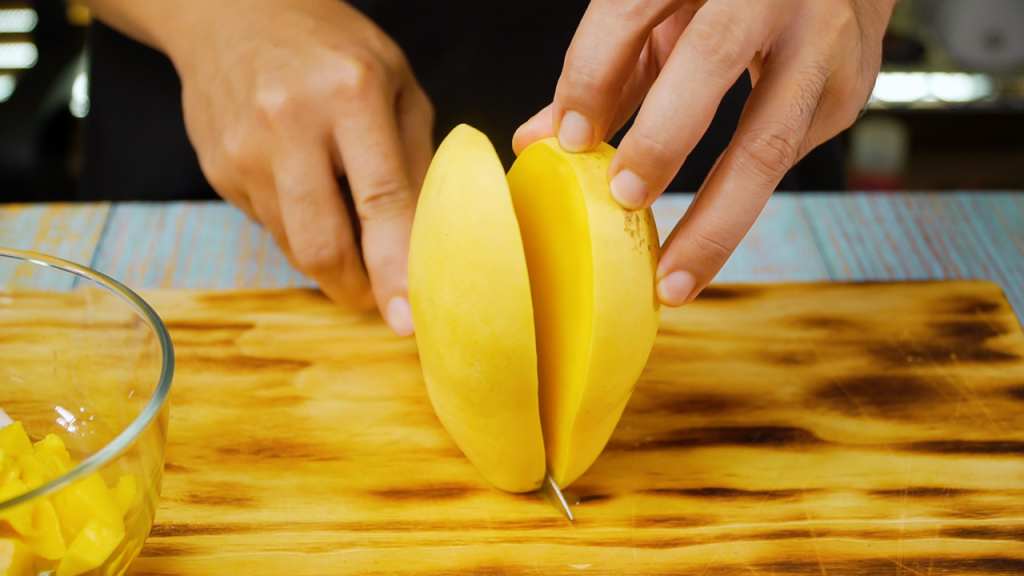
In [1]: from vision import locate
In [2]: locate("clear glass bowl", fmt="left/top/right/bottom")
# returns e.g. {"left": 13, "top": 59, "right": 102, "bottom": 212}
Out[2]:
{"left": 0, "top": 248, "right": 173, "bottom": 576}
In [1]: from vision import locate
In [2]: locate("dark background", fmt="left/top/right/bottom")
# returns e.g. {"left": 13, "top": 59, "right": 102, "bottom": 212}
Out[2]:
{"left": 1, "top": 0, "right": 1022, "bottom": 203}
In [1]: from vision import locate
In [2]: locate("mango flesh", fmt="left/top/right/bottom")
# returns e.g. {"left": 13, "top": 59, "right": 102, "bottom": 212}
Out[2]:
{"left": 410, "top": 124, "right": 659, "bottom": 491}
{"left": 0, "top": 422, "right": 134, "bottom": 576}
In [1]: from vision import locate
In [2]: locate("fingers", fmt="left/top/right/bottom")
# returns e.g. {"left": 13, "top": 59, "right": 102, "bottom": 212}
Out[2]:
{"left": 273, "top": 142, "right": 375, "bottom": 312}
{"left": 656, "top": 48, "right": 830, "bottom": 307}
{"left": 512, "top": 8, "right": 692, "bottom": 155}
{"left": 609, "top": 0, "right": 783, "bottom": 210}
{"left": 512, "top": 104, "right": 554, "bottom": 156}
{"left": 552, "top": 0, "right": 683, "bottom": 152}
{"left": 397, "top": 80, "right": 435, "bottom": 196}
{"left": 335, "top": 84, "right": 418, "bottom": 338}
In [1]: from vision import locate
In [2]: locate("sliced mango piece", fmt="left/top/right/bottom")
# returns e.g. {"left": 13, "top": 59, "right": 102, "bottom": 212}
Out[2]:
{"left": 55, "top": 518, "right": 124, "bottom": 576}
{"left": 0, "top": 538, "right": 32, "bottom": 576}
{"left": 0, "top": 425, "right": 31, "bottom": 457}
{"left": 111, "top": 475, "right": 136, "bottom": 518}
{"left": 507, "top": 138, "right": 660, "bottom": 487}
{"left": 409, "top": 125, "right": 659, "bottom": 492}
{"left": 408, "top": 124, "right": 546, "bottom": 493}
{"left": 0, "top": 454, "right": 19, "bottom": 486}
{"left": 52, "top": 473, "right": 124, "bottom": 543}
{"left": 0, "top": 481, "right": 34, "bottom": 537}
{"left": 20, "top": 498, "right": 65, "bottom": 560}
{"left": 33, "top": 436, "right": 72, "bottom": 471}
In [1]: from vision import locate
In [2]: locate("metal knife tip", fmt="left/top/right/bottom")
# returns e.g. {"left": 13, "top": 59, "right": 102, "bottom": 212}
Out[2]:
{"left": 541, "top": 473, "right": 574, "bottom": 521}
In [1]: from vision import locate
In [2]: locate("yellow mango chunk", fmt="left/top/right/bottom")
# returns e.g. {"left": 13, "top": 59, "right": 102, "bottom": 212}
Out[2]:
{"left": 52, "top": 474, "right": 124, "bottom": 543}
{"left": 0, "top": 425, "right": 31, "bottom": 457}
{"left": 33, "top": 436, "right": 72, "bottom": 474}
{"left": 20, "top": 499, "right": 65, "bottom": 560}
{"left": 410, "top": 125, "right": 659, "bottom": 492}
{"left": 0, "top": 481, "right": 34, "bottom": 537}
{"left": 0, "top": 538, "right": 32, "bottom": 576}
{"left": 111, "top": 475, "right": 136, "bottom": 518}
{"left": 408, "top": 124, "right": 546, "bottom": 493}
{"left": 55, "top": 518, "right": 124, "bottom": 576}
{"left": 0, "top": 454, "right": 19, "bottom": 486}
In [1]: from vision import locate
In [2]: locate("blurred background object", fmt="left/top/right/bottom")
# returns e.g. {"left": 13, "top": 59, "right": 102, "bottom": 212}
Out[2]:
{"left": 0, "top": 0, "right": 1021, "bottom": 202}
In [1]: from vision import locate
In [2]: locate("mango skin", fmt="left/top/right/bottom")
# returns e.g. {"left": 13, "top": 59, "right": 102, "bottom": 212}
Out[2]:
{"left": 409, "top": 124, "right": 546, "bottom": 493}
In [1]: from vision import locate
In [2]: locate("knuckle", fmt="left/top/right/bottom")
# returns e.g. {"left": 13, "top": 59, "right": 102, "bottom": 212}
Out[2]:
{"left": 740, "top": 128, "right": 800, "bottom": 179}
{"left": 329, "top": 51, "right": 388, "bottom": 99}
{"left": 254, "top": 76, "right": 300, "bottom": 127}
{"left": 291, "top": 235, "right": 354, "bottom": 276}
{"left": 357, "top": 183, "right": 415, "bottom": 222}
{"left": 688, "top": 227, "right": 733, "bottom": 266}
{"left": 687, "top": 13, "right": 749, "bottom": 78}
{"left": 219, "top": 128, "right": 259, "bottom": 179}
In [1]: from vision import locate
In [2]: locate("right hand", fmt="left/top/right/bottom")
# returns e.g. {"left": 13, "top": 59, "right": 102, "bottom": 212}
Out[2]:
{"left": 164, "top": 0, "right": 433, "bottom": 336}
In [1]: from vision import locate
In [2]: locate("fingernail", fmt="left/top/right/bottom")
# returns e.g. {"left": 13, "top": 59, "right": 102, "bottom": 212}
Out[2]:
{"left": 557, "top": 110, "right": 593, "bottom": 153}
{"left": 610, "top": 169, "right": 649, "bottom": 210}
{"left": 657, "top": 270, "right": 697, "bottom": 307}
{"left": 385, "top": 296, "right": 415, "bottom": 337}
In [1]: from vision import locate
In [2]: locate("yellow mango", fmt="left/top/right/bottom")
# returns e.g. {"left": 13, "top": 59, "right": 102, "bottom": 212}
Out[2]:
{"left": 55, "top": 518, "right": 124, "bottom": 576}
{"left": 52, "top": 473, "right": 124, "bottom": 543}
{"left": 0, "top": 538, "right": 32, "bottom": 576}
{"left": 0, "top": 425, "right": 31, "bottom": 457}
{"left": 0, "top": 454, "right": 19, "bottom": 487}
{"left": 21, "top": 499, "right": 65, "bottom": 560}
{"left": 408, "top": 124, "right": 546, "bottom": 493}
{"left": 410, "top": 125, "right": 659, "bottom": 491}
{"left": 0, "top": 481, "right": 34, "bottom": 537}
{"left": 111, "top": 475, "right": 136, "bottom": 518}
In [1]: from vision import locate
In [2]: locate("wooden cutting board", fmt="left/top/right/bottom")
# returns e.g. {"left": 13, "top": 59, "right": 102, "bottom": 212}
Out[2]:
{"left": 132, "top": 282, "right": 1024, "bottom": 575}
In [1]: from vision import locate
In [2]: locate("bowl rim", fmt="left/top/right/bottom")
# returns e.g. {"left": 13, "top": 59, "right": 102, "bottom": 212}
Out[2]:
{"left": 0, "top": 247, "right": 174, "bottom": 511}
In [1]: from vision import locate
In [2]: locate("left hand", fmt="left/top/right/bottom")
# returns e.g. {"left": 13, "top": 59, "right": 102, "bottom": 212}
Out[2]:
{"left": 514, "top": 0, "right": 895, "bottom": 306}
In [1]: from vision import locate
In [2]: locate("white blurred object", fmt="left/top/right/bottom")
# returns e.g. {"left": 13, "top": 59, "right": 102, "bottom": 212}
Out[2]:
{"left": 870, "top": 72, "right": 994, "bottom": 104}
{"left": 0, "top": 406, "right": 12, "bottom": 429}
{"left": 934, "top": 0, "right": 1024, "bottom": 70}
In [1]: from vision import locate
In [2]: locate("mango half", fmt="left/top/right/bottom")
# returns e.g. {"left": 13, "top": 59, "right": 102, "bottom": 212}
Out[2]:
{"left": 409, "top": 125, "right": 660, "bottom": 492}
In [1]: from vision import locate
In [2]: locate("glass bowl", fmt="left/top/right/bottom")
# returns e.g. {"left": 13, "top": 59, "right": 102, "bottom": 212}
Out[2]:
{"left": 0, "top": 248, "right": 173, "bottom": 576}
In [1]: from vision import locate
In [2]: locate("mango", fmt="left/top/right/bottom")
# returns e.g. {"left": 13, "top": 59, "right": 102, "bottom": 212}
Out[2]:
{"left": 0, "top": 425, "right": 136, "bottom": 574}
{"left": 409, "top": 125, "right": 660, "bottom": 491}
{"left": 0, "top": 538, "right": 32, "bottom": 576}
{"left": 21, "top": 499, "right": 64, "bottom": 560}
{"left": 0, "top": 425, "right": 32, "bottom": 457}
{"left": 52, "top": 474, "right": 124, "bottom": 544}
{"left": 55, "top": 518, "right": 124, "bottom": 576}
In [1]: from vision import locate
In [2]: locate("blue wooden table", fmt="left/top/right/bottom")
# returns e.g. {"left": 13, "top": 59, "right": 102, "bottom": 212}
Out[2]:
{"left": 1, "top": 192, "right": 1022, "bottom": 321}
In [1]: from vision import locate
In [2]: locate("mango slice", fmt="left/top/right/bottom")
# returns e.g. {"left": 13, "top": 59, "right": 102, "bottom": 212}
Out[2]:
{"left": 0, "top": 538, "right": 32, "bottom": 576}
{"left": 408, "top": 125, "right": 546, "bottom": 493}
{"left": 409, "top": 125, "right": 660, "bottom": 491}
{"left": 21, "top": 500, "right": 65, "bottom": 560}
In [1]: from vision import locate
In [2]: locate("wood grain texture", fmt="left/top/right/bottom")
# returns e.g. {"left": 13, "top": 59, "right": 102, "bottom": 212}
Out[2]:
{"left": 0, "top": 203, "right": 109, "bottom": 289}
{"left": 129, "top": 282, "right": 1024, "bottom": 575}
{"left": 801, "top": 192, "right": 1024, "bottom": 318}
{"left": 91, "top": 202, "right": 311, "bottom": 292}
{"left": 653, "top": 194, "right": 830, "bottom": 283}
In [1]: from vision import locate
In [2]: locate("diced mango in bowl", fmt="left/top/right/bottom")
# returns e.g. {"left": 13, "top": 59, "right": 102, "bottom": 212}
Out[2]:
{"left": 0, "top": 422, "right": 136, "bottom": 576}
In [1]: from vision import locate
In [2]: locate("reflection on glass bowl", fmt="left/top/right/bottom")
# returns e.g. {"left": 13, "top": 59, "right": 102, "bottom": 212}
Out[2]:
{"left": 0, "top": 248, "right": 173, "bottom": 576}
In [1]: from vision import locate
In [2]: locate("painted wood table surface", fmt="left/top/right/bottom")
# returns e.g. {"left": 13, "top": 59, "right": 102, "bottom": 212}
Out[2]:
{"left": 0, "top": 191, "right": 1022, "bottom": 319}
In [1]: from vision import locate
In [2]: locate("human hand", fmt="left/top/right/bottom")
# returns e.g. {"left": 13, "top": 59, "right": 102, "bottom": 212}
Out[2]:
{"left": 514, "top": 0, "right": 894, "bottom": 306}
{"left": 166, "top": 0, "right": 432, "bottom": 336}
